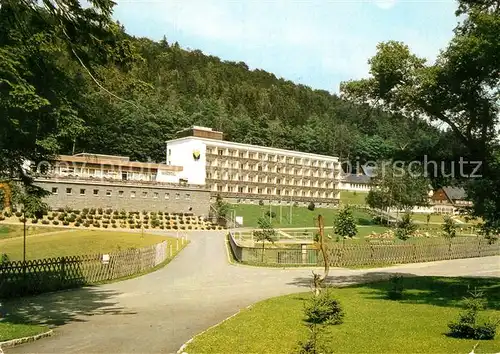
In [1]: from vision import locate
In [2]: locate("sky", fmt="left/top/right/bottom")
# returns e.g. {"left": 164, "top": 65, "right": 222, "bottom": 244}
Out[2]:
{"left": 113, "top": 0, "right": 460, "bottom": 93}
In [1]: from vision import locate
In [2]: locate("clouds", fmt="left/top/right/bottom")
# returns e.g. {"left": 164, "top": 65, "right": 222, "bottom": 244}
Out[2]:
{"left": 113, "top": 0, "right": 458, "bottom": 92}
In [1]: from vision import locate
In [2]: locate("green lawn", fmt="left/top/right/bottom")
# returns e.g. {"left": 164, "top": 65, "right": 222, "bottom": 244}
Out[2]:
{"left": 340, "top": 191, "right": 368, "bottom": 205}
{"left": 0, "top": 322, "right": 49, "bottom": 342}
{"left": 0, "top": 224, "right": 63, "bottom": 240}
{"left": 186, "top": 277, "right": 500, "bottom": 354}
{"left": 0, "top": 230, "right": 179, "bottom": 260}
{"left": 231, "top": 204, "right": 374, "bottom": 228}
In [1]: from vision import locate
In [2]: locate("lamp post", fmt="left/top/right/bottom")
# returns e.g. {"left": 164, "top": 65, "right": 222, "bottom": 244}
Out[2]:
{"left": 23, "top": 209, "right": 26, "bottom": 264}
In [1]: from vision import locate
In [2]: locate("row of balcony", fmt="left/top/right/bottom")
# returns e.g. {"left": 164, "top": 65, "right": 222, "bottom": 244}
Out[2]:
{"left": 206, "top": 166, "right": 341, "bottom": 180}
{"left": 206, "top": 177, "right": 338, "bottom": 190}
{"left": 205, "top": 149, "right": 338, "bottom": 169}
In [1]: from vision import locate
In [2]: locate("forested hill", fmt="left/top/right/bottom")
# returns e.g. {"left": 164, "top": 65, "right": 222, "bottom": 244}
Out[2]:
{"left": 75, "top": 35, "right": 449, "bottom": 164}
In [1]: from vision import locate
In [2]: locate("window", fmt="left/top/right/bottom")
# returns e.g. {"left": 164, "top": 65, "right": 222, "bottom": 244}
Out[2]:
{"left": 153, "top": 192, "right": 159, "bottom": 199}
{"left": 228, "top": 186, "right": 234, "bottom": 192}
{"left": 258, "top": 188, "right": 263, "bottom": 193}
{"left": 118, "top": 190, "right": 124, "bottom": 197}
{"left": 277, "top": 178, "right": 281, "bottom": 184}
{"left": 66, "top": 188, "right": 72, "bottom": 195}
{"left": 168, "top": 149, "right": 171, "bottom": 156}
{"left": 142, "top": 192, "right": 148, "bottom": 198}
{"left": 93, "top": 189, "right": 99, "bottom": 196}
{"left": 217, "top": 186, "right": 223, "bottom": 192}
{"left": 165, "top": 193, "right": 170, "bottom": 199}
{"left": 238, "top": 187, "right": 244, "bottom": 193}
{"left": 185, "top": 194, "right": 190, "bottom": 200}
{"left": 131, "top": 191, "right": 136, "bottom": 198}
{"left": 80, "top": 189, "right": 86, "bottom": 195}
{"left": 106, "top": 190, "right": 112, "bottom": 196}
{"left": 175, "top": 193, "right": 180, "bottom": 200}
{"left": 206, "top": 172, "right": 212, "bottom": 179}
{"left": 218, "top": 149, "right": 223, "bottom": 155}
{"left": 248, "top": 187, "right": 254, "bottom": 193}
{"left": 51, "top": 187, "right": 58, "bottom": 194}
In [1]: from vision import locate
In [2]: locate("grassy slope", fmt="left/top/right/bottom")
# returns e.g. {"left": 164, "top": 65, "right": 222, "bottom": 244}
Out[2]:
{"left": 0, "top": 225, "right": 64, "bottom": 240}
{"left": 230, "top": 204, "right": 374, "bottom": 228}
{"left": 340, "top": 190, "right": 368, "bottom": 205}
{"left": 0, "top": 323, "right": 49, "bottom": 342}
{"left": 186, "top": 277, "right": 500, "bottom": 354}
{"left": 0, "top": 230, "right": 177, "bottom": 260}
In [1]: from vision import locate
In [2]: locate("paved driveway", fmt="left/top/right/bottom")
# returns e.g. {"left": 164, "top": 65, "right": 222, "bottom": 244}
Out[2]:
{"left": 4, "top": 231, "right": 500, "bottom": 354}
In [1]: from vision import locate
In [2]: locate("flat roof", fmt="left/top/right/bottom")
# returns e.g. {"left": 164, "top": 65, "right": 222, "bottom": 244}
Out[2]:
{"left": 56, "top": 155, "right": 183, "bottom": 172}
{"left": 166, "top": 137, "right": 340, "bottom": 162}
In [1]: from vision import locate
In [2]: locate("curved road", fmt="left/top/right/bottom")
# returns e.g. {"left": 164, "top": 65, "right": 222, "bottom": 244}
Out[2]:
{"left": 4, "top": 231, "right": 500, "bottom": 353}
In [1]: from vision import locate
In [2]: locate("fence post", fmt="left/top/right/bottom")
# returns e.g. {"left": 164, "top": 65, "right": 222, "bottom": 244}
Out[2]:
{"left": 60, "top": 256, "right": 66, "bottom": 287}
{"left": 169, "top": 244, "right": 173, "bottom": 258}
{"left": 176, "top": 238, "right": 179, "bottom": 251}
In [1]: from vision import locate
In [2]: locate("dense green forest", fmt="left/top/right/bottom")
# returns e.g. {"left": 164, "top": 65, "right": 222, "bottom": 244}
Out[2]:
{"left": 77, "top": 35, "right": 455, "bottom": 166}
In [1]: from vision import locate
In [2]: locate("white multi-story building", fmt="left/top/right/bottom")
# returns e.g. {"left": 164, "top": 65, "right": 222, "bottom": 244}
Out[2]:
{"left": 166, "top": 126, "right": 342, "bottom": 207}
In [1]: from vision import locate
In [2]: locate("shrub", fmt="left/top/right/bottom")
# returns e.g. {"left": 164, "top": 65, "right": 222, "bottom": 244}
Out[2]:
{"left": 97, "top": 208, "right": 103, "bottom": 215}
{"left": 31, "top": 218, "right": 38, "bottom": 224}
{"left": 395, "top": 213, "right": 417, "bottom": 241}
{"left": 102, "top": 220, "right": 110, "bottom": 225}
{"left": 158, "top": 211, "right": 163, "bottom": 216}
{"left": 128, "top": 219, "right": 134, "bottom": 224}
{"left": 387, "top": 275, "right": 405, "bottom": 300}
{"left": 18, "top": 217, "right": 27, "bottom": 223}
{"left": 3, "top": 211, "right": 12, "bottom": 217}
{"left": 304, "top": 291, "right": 344, "bottom": 325}
{"left": 448, "top": 288, "right": 498, "bottom": 340}
{"left": 112, "top": 224, "right": 117, "bottom": 228}
{"left": 144, "top": 225, "right": 149, "bottom": 229}
{"left": 111, "top": 219, "right": 116, "bottom": 224}
{"left": 89, "top": 208, "right": 96, "bottom": 215}
{"left": 259, "top": 200, "right": 264, "bottom": 206}
{"left": 173, "top": 225, "right": 178, "bottom": 230}
{"left": 166, "top": 225, "right": 171, "bottom": 229}
{"left": 95, "top": 215, "right": 102, "bottom": 220}
{"left": 0, "top": 215, "right": 5, "bottom": 221}
{"left": 105, "top": 209, "right": 113, "bottom": 215}
{"left": 73, "top": 210, "right": 81, "bottom": 215}
{"left": 41, "top": 219, "right": 50, "bottom": 225}
{"left": 52, "top": 220, "right": 60, "bottom": 225}
{"left": 93, "top": 222, "right": 101, "bottom": 228}
{"left": 142, "top": 210, "right": 148, "bottom": 215}
{"left": 187, "top": 225, "right": 192, "bottom": 230}
{"left": 57, "top": 214, "right": 65, "bottom": 221}
{"left": 103, "top": 224, "right": 109, "bottom": 228}
{"left": 307, "top": 202, "right": 315, "bottom": 211}
{"left": 160, "top": 225, "right": 165, "bottom": 229}
{"left": 57, "top": 207, "right": 65, "bottom": 212}
{"left": 68, "top": 216, "right": 76, "bottom": 223}
{"left": 47, "top": 215, "right": 54, "bottom": 221}
{"left": 74, "top": 222, "right": 80, "bottom": 227}
{"left": 129, "top": 225, "right": 135, "bottom": 229}
{"left": 15, "top": 211, "right": 22, "bottom": 217}
{"left": 83, "top": 222, "right": 90, "bottom": 227}
{"left": 62, "top": 221, "right": 70, "bottom": 226}
{"left": 82, "top": 208, "right": 89, "bottom": 214}
{"left": 113, "top": 210, "right": 119, "bottom": 216}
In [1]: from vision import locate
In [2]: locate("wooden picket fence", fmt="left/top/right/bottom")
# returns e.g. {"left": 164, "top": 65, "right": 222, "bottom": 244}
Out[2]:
{"left": 0, "top": 241, "right": 169, "bottom": 299}
{"left": 229, "top": 233, "right": 500, "bottom": 266}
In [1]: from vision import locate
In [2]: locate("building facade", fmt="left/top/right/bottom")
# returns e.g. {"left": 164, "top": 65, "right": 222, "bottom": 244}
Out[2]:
{"left": 431, "top": 186, "right": 472, "bottom": 214}
{"left": 32, "top": 153, "right": 211, "bottom": 215}
{"left": 166, "top": 126, "right": 342, "bottom": 207}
